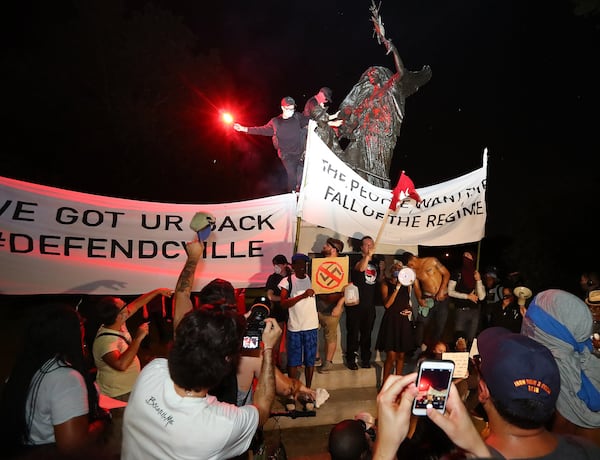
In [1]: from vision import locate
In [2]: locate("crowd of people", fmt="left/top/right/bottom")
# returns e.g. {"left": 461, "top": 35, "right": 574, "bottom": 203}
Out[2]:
{"left": 1, "top": 228, "right": 599, "bottom": 459}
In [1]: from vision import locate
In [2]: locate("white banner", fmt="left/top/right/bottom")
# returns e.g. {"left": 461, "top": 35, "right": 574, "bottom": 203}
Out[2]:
{"left": 0, "top": 176, "right": 297, "bottom": 295}
{"left": 298, "top": 124, "right": 487, "bottom": 247}
{"left": 1, "top": 128, "right": 486, "bottom": 295}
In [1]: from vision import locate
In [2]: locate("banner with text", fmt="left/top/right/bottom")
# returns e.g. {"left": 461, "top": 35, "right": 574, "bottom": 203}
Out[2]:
{"left": 0, "top": 176, "right": 297, "bottom": 295}
{"left": 298, "top": 127, "right": 487, "bottom": 246}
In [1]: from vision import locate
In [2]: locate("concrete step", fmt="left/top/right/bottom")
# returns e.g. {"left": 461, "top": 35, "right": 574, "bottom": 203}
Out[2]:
{"left": 265, "top": 386, "right": 378, "bottom": 430}
{"left": 310, "top": 361, "right": 384, "bottom": 390}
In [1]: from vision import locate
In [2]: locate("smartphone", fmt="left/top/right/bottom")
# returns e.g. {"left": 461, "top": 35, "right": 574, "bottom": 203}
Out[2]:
{"left": 412, "top": 359, "right": 455, "bottom": 416}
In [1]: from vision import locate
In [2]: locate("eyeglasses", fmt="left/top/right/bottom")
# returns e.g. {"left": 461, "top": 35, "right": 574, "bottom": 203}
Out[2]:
{"left": 282, "top": 105, "right": 295, "bottom": 111}
{"left": 503, "top": 294, "right": 513, "bottom": 299}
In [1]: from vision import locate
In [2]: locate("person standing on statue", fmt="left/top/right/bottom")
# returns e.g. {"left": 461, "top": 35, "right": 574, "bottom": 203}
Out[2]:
{"left": 234, "top": 96, "right": 309, "bottom": 192}
{"left": 336, "top": 2, "right": 432, "bottom": 188}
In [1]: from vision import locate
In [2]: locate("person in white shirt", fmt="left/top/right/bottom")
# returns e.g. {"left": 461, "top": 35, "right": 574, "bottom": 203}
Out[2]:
{"left": 122, "top": 240, "right": 281, "bottom": 460}
{"left": 280, "top": 253, "right": 318, "bottom": 388}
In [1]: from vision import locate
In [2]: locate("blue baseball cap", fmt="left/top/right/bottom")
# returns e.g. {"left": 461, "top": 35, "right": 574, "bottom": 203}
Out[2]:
{"left": 291, "top": 253, "right": 310, "bottom": 263}
{"left": 478, "top": 327, "right": 560, "bottom": 418}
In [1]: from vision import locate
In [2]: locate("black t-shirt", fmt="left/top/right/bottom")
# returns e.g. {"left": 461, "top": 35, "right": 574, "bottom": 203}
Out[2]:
{"left": 265, "top": 272, "right": 289, "bottom": 323}
{"left": 351, "top": 257, "right": 379, "bottom": 308}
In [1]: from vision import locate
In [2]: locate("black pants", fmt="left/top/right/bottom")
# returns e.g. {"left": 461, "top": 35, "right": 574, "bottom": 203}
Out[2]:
{"left": 280, "top": 153, "right": 303, "bottom": 192}
{"left": 345, "top": 305, "right": 376, "bottom": 363}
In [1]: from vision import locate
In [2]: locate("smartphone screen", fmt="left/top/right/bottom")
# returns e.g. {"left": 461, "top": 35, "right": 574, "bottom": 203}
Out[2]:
{"left": 412, "top": 359, "right": 455, "bottom": 415}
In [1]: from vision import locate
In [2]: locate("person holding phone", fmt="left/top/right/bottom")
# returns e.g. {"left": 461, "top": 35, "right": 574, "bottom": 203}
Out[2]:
{"left": 412, "top": 360, "right": 455, "bottom": 415}
{"left": 372, "top": 373, "right": 491, "bottom": 460}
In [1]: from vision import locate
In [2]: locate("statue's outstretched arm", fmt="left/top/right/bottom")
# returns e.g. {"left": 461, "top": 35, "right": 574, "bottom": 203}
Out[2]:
{"left": 370, "top": 0, "right": 404, "bottom": 78}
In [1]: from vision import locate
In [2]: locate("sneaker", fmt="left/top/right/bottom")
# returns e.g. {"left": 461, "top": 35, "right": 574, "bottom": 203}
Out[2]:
{"left": 285, "top": 397, "right": 296, "bottom": 411}
{"left": 314, "top": 357, "right": 322, "bottom": 367}
{"left": 347, "top": 361, "right": 358, "bottom": 371}
{"left": 318, "top": 360, "right": 334, "bottom": 373}
{"left": 360, "top": 361, "right": 371, "bottom": 369}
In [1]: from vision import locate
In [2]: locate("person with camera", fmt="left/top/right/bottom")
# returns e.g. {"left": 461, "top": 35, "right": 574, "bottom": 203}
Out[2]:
{"left": 237, "top": 297, "right": 316, "bottom": 408}
{"left": 122, "top": 239, "right": 281, "bottom": 460}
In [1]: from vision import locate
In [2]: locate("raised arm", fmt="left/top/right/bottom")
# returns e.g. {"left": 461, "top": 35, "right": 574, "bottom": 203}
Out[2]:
{"left": 234, "top": 118, "right": 276, "bottom": 137}
{"left": 173, "top": 240, "right": 204, "bottom": 332}
{"left": 125, "top": 287, "right": 174, "bottom": 318}
{"left": 370, "top": 0, "right": 405, "bottom": 78}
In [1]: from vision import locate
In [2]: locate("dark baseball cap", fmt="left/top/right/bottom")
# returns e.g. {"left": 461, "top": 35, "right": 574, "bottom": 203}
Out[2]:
{"left": 272, "top": 254, "right": 289, "bottom": 265}
{"left": 281, "top": 96, "right": 295, "bottom": 107}
{"left": 320, "top": 87, "right": 333, "bottom": 102}
{"left": 477, "top": 327, "right": 560, "bottom": 419}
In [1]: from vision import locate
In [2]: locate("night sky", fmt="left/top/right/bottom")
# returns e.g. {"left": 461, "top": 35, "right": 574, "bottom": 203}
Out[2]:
{"left": 2, "top": 1, "right": 599, "bottom": 292}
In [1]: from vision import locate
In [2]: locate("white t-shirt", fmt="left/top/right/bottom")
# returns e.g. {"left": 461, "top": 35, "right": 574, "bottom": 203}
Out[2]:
{"left": 278, "top": 274, "right": 318, "bottom": 332}
{"left": 25, "top": 358, "right": 88, "bottom": 445}
{"left": 122, "top": 358, "right": 258, "bottom": 460}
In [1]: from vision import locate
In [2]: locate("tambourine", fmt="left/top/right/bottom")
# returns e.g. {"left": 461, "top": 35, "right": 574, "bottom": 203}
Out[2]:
{"left": 398, "top": 267, "right": 416, "bottom": 286}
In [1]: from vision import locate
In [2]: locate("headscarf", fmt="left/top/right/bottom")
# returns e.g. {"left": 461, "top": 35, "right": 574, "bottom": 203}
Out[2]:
{"left": 521, "top": 289, "right": 600, "bottom": 428}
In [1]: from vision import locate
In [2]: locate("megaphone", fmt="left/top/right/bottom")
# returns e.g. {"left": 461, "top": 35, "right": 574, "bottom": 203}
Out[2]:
{"left": 398, "top": 267, "right": 416, "bottom": 286}
{"left": 513, "top": 286, "right": 533, "bottom": 306}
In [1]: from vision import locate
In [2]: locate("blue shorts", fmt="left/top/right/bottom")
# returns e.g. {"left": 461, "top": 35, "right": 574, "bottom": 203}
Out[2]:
{"left": 286, "top": 329, "right": 318, "bottom": 367}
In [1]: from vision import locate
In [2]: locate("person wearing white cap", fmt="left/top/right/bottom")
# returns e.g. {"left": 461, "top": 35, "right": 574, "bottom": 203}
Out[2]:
{"left": 234, "top": 96, "right": 309, "bottom": 192}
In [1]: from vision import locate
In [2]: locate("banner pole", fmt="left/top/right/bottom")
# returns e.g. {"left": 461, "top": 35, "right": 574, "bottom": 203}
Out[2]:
{"left": 294, "top": 214, "right": 302, "bottom": 254}
{"left": 475, "top": 239, "right": 482, "bottom": 272}
{"left": 373, "top": 208, "right": 392, "bottom": 252}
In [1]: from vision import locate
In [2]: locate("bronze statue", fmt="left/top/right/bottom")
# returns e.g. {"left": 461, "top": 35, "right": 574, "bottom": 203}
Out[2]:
{"left": 336, "top": 1, "right": 432, "bottom": 188}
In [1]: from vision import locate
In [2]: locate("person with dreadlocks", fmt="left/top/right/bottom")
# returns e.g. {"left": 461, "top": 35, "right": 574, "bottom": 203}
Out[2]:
{"left": 0, "top": 302, "right": 109, "bottom": 458}
{"left": 336, "top": 1, "right": 432, "bottom": 188}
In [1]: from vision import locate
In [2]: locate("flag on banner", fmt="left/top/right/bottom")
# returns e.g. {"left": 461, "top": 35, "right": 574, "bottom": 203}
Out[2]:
{"left": 388, "top": 171, "right": 421, "bottom": 211}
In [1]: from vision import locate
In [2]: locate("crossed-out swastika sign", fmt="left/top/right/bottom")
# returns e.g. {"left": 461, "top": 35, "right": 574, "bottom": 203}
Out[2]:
{"left": 311, "top": 256, "right": 349, "bottom": 294}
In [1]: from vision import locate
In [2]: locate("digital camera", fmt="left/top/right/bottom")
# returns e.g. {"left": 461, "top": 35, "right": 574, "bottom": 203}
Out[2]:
{"left": 242, "top": 296, "right": 271, "bottom": 350}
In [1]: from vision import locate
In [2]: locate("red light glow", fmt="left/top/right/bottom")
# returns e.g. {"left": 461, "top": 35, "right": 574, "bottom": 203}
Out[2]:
{"left": 418, "top": 377, "right": 431, "bottom": 392}
{"left": 221, "top": 112, "right": 234, "bottom": 124}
